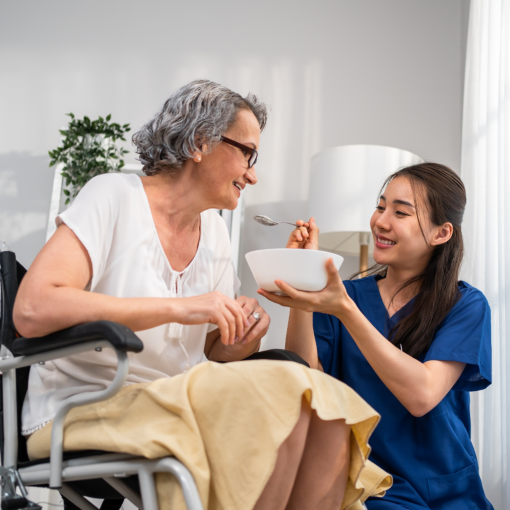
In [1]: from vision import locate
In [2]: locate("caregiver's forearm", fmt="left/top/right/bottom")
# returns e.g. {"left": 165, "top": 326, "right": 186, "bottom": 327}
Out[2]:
{"left": 285, "top": 309, "right": 321, "bottom": 369}
{"left": 336, "top": 300, "right": 463, "bottom": 416}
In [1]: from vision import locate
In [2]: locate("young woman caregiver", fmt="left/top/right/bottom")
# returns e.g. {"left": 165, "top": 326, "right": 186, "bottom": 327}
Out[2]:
{"left": 259, "top": 163, "right": 493, "bottom": 509}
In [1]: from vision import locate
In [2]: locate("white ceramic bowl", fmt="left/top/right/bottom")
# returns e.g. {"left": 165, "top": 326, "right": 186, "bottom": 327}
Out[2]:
{"left": 245, "top": 249, "right": 344, "bottom": 294}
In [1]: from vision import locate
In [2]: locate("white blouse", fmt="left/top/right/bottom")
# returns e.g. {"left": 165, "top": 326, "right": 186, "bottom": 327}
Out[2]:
{"left": 22, "top": 173, "right": 240, "bottom": 435}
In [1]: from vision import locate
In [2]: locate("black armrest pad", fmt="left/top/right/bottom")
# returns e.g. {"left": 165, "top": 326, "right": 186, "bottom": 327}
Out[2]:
{"left": 11, "top": 321, "right": 144, "bottom": 356}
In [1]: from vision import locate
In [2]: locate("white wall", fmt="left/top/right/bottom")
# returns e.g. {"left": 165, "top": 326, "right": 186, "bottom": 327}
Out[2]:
{"left": 0, "top": 0, "right": 469, "bottom": 348}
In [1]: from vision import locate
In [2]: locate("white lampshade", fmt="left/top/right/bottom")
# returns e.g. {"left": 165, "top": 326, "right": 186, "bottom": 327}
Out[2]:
{"left": 308, "top": 145, "right": 422, "bottom": 256}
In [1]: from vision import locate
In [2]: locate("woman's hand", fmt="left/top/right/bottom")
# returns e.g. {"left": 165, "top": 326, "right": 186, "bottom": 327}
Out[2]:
{"left": 258, "top": 258, "right": 352, "bottom": 318}
{"left": 203, "top": 296, "right": 270, "bottom": 362}
{"left": 286, "top": 217, "right": 319, "bottom": 250}
{"left": 171, "top": 293, "right": 269, "bottom": 347}
{"left": 171, "top": 292, "right": 250, "bottom": 346}
{"left": 235, "top": 295, "right": 270, "bottom": 345}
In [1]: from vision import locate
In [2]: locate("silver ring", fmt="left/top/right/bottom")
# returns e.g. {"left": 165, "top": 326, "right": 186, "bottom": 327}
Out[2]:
{"left": 252, "top": 312, "right": 261, "bottom": 321}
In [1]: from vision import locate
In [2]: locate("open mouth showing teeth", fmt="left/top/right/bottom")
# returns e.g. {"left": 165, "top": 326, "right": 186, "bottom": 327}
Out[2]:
{"left": 377, "top": 235, "right": 396, "bottom": 245}
{"left": 233, "top": 182, "right": 242, "bottom": 192}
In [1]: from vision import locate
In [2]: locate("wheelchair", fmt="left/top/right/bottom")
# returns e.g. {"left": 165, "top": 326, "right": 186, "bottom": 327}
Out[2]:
{"left": 0, "top": 249, "right": 204, "bottom": 510}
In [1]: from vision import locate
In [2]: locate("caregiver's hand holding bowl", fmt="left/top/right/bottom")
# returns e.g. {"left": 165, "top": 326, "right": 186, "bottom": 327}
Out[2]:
{"left": 257, "top": 217, "right": 352, "bottom": 319}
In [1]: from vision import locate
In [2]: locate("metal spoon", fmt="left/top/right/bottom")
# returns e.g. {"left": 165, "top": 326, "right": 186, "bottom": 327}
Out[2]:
{"left": 254, "top": 215, "right": 300, "bottom": 228}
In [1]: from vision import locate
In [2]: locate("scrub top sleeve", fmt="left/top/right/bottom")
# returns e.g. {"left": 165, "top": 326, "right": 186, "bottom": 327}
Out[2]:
{"left": 423, "top": 285, "right": 492, "bottom": 391}
{"left": 313, "top": 312, "right": 341, "bottom": 378}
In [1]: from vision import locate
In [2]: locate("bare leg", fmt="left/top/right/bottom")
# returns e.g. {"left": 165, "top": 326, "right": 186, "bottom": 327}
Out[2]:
{"left": 286, "top": 411, "right": 351, "bottom": 510}
{"left": 253, "top": 398, "right": 311, "bottom": 510}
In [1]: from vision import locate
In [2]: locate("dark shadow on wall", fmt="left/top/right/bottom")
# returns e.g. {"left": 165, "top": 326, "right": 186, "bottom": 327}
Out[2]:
{"left": 0, "top": 152, "right": 54, "bottom": 268}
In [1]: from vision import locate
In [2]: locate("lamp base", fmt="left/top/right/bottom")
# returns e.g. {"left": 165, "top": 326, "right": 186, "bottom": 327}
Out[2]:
{"left": 360, "top": 244, "right": 368, "bottom": 273}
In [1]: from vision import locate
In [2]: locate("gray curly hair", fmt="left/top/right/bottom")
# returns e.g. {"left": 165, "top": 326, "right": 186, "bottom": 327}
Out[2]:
{"left": 132, "top": 80, "right": 269, "bottom": 176}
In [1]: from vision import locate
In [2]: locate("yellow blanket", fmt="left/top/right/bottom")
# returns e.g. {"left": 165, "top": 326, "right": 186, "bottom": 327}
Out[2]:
{"left": 28, "top": 360, "right": 391, "bottom": 509}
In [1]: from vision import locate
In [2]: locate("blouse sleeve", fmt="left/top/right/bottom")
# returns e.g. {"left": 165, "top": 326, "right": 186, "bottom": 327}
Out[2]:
{"left": 56, "top": 174, "right": 123, "bottom": 291}
{"left": 423, "top": 284, "right": 492, "bottom": 392}
{"left": 313, "top": 312, "right": 342, "bottom": 379}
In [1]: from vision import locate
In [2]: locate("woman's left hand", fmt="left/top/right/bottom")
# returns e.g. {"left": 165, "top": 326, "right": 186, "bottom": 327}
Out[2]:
{"left": 235, "top": 296, "right": 270, "bottom": 344}
{"left": 257, "top": 258, "right": 351, "bottom": 318}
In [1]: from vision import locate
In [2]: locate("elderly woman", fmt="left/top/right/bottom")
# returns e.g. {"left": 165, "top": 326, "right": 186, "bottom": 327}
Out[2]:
{"left": 14, "top": 80, "right": 390, "bottom": 510}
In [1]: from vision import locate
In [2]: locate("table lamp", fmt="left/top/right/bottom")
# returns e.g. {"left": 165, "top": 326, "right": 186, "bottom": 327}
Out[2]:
{"left": 308, "top": 145, "right": 422, "bottom": 272}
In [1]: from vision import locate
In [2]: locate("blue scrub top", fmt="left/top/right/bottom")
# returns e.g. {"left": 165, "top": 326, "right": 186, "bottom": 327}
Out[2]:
{"left": 314, "top": 275, "right": 493, "bottom": 510}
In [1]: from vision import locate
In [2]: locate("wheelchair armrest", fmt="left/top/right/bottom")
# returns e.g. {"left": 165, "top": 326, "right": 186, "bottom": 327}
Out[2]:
{"left": 11, "top": 321, "right": 143, "bottom": 356}
{"left": 5, "top": 321, "right": 142, "bottom": 487}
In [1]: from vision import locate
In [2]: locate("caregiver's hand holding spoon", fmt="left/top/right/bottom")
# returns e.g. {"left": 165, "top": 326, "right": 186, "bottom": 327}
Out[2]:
{"left": 285, "top": 217, "right": 319, "bottom": 250}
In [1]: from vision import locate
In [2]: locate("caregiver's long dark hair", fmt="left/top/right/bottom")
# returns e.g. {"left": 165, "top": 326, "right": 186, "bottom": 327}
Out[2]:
{"left": 353, "top": 163, "right": 466, "bottom": 359}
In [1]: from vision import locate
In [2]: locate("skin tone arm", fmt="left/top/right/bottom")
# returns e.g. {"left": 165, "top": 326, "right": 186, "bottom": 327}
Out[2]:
{"left": 283, "top": 220, "right": 323, "bottom": 370}
{"left": 14, "top": 224, "right": 266, "bottom": 358}
{"left": 204, "top": 327, "right": 261, "bottom": 362}
{"left": 261, "top": 218, "right": 465, "bottom": 418}
{"left": 285, "top": 309, "right": 321, "bottom": 370}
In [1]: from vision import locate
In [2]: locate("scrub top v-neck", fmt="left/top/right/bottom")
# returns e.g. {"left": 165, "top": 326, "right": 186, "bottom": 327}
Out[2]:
{"left": 314, "top": 275, "right": 493, "bottom": 509}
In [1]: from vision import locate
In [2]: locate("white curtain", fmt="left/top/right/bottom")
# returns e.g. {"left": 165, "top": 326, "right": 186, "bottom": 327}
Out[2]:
{"left": 461, "top": 0, "right": 510, "bottom": 508}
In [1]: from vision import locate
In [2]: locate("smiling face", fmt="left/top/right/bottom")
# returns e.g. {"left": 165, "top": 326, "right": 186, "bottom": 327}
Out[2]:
{"left": 370, "top": 176, "right": 438, "bottom": 272}
{"left": 196, "top": 108, "right": 260, "bottom": 210}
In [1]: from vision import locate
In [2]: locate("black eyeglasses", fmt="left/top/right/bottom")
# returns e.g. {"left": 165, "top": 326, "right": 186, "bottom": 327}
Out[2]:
{"left": 220, "top": 136, "right": 258, "bottom": 168}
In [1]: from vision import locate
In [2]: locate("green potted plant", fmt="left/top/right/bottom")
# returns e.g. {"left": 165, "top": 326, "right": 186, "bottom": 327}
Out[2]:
{"left": 49, "top": 113, "right": 131, "bottom": 204}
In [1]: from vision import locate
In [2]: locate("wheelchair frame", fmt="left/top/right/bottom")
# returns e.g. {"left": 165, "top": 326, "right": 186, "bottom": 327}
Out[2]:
{"left": 0, "top": 250, "right": 204, "bottom": 510}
